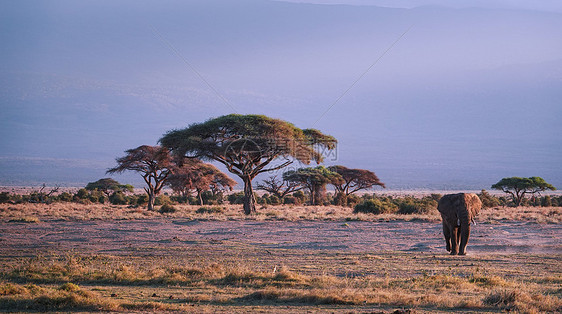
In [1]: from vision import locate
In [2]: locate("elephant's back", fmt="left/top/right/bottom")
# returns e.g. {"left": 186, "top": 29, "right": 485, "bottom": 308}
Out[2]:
{"left": 438, "top": 193, "right": 482, "bottom": 218}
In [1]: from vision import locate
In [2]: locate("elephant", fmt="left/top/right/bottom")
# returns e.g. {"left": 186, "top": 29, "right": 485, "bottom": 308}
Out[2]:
{"left": 437, "top": 193, "right": 482, "bottom": 255}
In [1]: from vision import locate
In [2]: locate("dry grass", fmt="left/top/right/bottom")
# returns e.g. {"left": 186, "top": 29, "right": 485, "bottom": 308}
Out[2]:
{"left": 1, "top": 200, "right": 560, "bottom": 312}
{"left": 0, "top": 281, "right": 119, "bottom": 311}
{"left": 1, "top": 252, "right": 560, "bottom": 313}
{"left": 2, "top": 202, "right": 560, "bottom": 223}
{"left": 478, "top": 206, "right": 562, "bottom": 223}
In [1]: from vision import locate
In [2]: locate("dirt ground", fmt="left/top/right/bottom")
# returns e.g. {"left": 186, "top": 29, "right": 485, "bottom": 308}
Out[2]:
{"left": 1, "top": 219, "right": 560, "bottom": 257}
{"left": 1, "top": 217, "right": 561, "bottom": 313}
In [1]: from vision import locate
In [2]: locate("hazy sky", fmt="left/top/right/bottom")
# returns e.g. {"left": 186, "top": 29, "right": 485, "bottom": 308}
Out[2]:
{"left": 1, "top": 0, "right": 561, "bottom": 189}
{"left": 278, "top": 0, "right": 562, "bottom": 12}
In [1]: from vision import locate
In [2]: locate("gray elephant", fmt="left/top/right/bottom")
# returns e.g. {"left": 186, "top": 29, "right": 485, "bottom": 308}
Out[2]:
{"left": 437, "top": 193, "right": 482, "bottom": 255}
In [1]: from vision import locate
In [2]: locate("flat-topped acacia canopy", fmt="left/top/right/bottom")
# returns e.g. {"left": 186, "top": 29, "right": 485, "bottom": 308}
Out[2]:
{"left": 160, "top": 114, "right": 336, "bottom": 214}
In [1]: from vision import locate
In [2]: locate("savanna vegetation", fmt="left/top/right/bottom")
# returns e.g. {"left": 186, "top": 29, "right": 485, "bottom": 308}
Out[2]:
{"left": 0, "top": 242, "right": 560, "bottom": 313}
{"left": 1, "top": 114, "right": 560, "bottom": 313}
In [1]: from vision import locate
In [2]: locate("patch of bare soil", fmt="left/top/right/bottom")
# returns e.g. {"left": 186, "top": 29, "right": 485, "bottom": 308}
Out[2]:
{"left": 0, "top": 220, "right": 559, "bottom": 257}
{"left": 1, "top": 219, "right": 560, "bottom": 313}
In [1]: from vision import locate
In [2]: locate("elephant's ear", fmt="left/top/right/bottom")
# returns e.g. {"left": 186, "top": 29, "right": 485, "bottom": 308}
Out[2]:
{"left": 467, "top": 194, "right": 482, "bottom": 217}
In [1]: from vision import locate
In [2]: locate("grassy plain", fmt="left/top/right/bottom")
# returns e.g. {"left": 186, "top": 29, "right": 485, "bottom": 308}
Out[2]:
{"left": 1, "top": 202, "right": 561, "bottom": 223}
{"left": 0, "top": 203, "right": 560, "bottom": 313}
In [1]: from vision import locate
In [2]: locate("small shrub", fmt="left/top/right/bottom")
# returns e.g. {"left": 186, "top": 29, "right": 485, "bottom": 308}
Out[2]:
{"left": 8, "top": 216, "right": 40, "bottom": 223}
{"left": 346, "top": 194, "right": 361, "bottom": 207}
{"left": 108, "top": 192, "right": 127, "bottom": 205}
{"left": 154, "top": 194, "right": 171, "bottom": 206}
{"left": 136, "top": 194, "right": 148, "bottom": 206}
{"left": 158, "top": 203, "right": 177, "bottom": 214}
{"left": 268, "top": 195, "right": 281, "bottom": 205}
{"left": 75, "top": 188, "right": 89, "bottom": 200}
{"left": 196, "top": 206, "right": 224, "bottom": 214}
{"left": 283, "top": 196, "right": 301, "bottom": 205}
{"left": 292, "top": 191, "right": 306, "bottom": 202}
{"left": 354, "top": 199, "right": 397, "bottom": 214}
{"left": 58, "top": 283, "right": 80, "bottom": 292}
{"left": 481, "top": 289, "right": 557, "bottom": 312}
{"left": 478, "top": 190, "right": 501, "bottom": 208}
{"left": 429, "top": 193, "right": 442, "bottom": 201}
{"left": 0, "top": 283, "right": 29, "bottom": 295}
{"left": 541, "top": 196, "right": 552, "bottom": 207}
{"left": 0, "top": 192, "right": 12, "bottom": 203}
{"left": 395, "top": 197, "right": 437, "bottom": 214}
{"left": 171, "top": 195, "right": 188, "bottom": 204}
{"left": 57, "top": 192, "right": 73, "bottom": 202}
{"left": 227, "top": 192, "right": 245, "bottom": 204}
{"left": 256, "top": 194, "right": 268, "bottom": 205}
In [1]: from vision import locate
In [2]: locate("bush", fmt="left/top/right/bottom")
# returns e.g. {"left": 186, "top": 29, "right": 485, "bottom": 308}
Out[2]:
{"left": 429, "top": 193, "right": 442, "bottom": 201}
{"left": 136, "top": 194, "right": 148, "bottom": 206}
{"left": 158, "top": 203, "right": 177, "bottom": 213}
{"left": 346, "top": 194, "right": 361, "bottom": 207}
{"left": 196, "top": 206, "right": 224, "bottom": 214}
{"left": 478, "top": 189, "right": 501, "bottom": 208}
{"left": 227, "top": 192, "right": 245, "bottom": 204}
{"left": 292, "top": 191, "right": 306, "bottom": 202}
{"left": 529, "top": 196, "right": 541, "bottom": 207}
{"left": 333, "top": 192, "right": 347, "bottom": 206}
{"left": 268, "top": 195, "right": 281, "bottom": 205}
{"left": 88, "top": 190, "right": 105, "bottom": 203}
{"left": 75, "top": 188, "right": 89, "bottom": 200}
{"left": 57, "top": 192, "right": 73, "bottom": 202}
{"left": 541, "top": 196, "right": 552, "bottom": 207}
{"left": 0, "top": 192, "right": 11, "bottom": 203}
{"left": 283, "top": 196, "right": 301, "bottom": 205}
{"left": 126, "top": 194, "right": 138, "bottom": 206}
{"left": 395, "top": 196, "right": 437, "bottom": 214}
{"left": 171, "top": 195, "right": 188, "bottom": 204}
{"left": 58, "top": 283, "right": 80, "bottom": 292}
{"left": 154, "top": 194, "right": 171, "bottom": 205}
{"left": 109, "top": 192, "right": 127, "bottom": 205}
{"left": 354, "top": 199, "right": 397, "bottom": 214}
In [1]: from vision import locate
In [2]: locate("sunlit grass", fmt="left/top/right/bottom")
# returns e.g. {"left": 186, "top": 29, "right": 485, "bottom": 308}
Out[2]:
{"left": 1, "top": 253, "right": 560, "bottom": 312}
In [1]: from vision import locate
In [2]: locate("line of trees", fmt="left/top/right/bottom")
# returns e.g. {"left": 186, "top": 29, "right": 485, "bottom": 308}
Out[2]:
{"left": 102, "top": 115, "right": 557, "bottom": 212}
{"left": 256, "top": 165, "right": 385, "bottom": 206}
{"left": 3, "top": 186, "right": 561, "bottom": 212}
{"left": 7, "top": 115, "right": 554, "bottom": 211}
{"left": 101, "top": 115, "right": 388, "bottom": 213}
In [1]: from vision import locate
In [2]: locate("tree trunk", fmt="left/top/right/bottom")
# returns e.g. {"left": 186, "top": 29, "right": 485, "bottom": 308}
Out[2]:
{"left": 313, "top": 184, "right": 327, "bottom": 205}
{"left": 334, "top": 192, "right": 347, "bottom": 206}
{"left": 242, "top": 176, "right": 256, "bottom": 215}
{"left": 197, "top": 190, "right": 204, "bottom": 206}
{"left": 147, "top": 190, "right": 155, "bottom": 211}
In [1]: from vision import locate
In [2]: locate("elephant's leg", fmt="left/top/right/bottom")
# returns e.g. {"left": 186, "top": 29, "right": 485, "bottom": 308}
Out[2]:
{"left": 459, "top": 223, "right": 471, "bottom": 255}
{"left": 442, "top": 221, "right": 451, "bottom": 252}
{"left": 450, "top": 226, "right": 459, "bottom": 255}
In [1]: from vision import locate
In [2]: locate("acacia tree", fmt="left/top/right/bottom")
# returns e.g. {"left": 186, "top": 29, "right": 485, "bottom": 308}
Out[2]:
{"left": 208, "top": 168, "right": 237, "bottom": 198}
{"left": 107, "top": 145, "right": 175, "bottom": 211}
{"left": 160, "top": 114, "right": 336, "bottom": 214}
{"left": 256, "top": 174, "right": 304, "bottom": 199}
{"left": 491, "top": 176, "right": 556, "bottom": 206}
{"left": 167, "top": 159, "right": 236, "bottom": 205}
{"left": 85, "top": 178, "right": 134, "bottom": 197}
{"left": 283, "top": 166, "right": 342, "bottom": 205}
{"left": 328, "top": 165, "right": 385, "bottom": 205}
